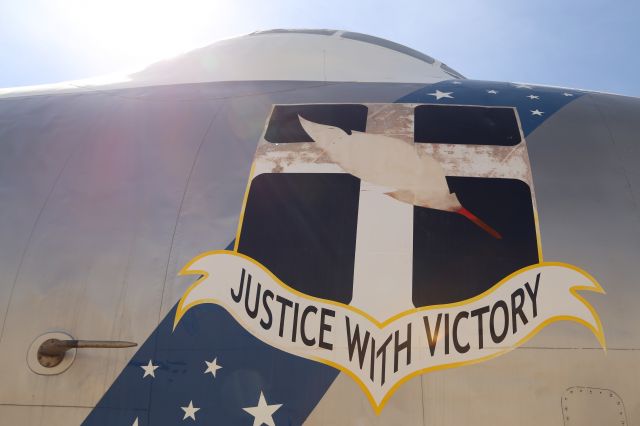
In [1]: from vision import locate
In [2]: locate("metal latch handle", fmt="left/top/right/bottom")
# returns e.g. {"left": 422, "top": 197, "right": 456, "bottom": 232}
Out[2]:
{"left": 37, "top": 338, "right": 137, "bottom": 368}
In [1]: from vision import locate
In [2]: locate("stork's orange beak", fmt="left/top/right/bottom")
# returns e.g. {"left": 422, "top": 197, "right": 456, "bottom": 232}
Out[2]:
{"left": 456, "top": 207, "right": 502, "bottom": 239}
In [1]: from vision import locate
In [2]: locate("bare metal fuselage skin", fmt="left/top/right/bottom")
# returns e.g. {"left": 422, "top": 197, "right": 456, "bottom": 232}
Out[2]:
{"left": 0, "top": 79, "right": 638, "bottom": 425}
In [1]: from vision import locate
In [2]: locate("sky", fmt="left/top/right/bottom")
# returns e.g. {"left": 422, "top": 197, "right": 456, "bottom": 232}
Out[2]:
{"left": 1, "top": 0, "right": 639, "bottom": 97}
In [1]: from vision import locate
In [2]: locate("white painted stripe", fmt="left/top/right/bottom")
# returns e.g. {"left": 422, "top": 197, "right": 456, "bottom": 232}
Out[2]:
{"left": 350, "top": 182, "right": 415, "bottom": 321}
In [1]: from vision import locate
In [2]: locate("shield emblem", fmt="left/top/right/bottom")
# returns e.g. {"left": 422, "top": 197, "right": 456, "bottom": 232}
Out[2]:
{"left": 238, "top": 103, "right": 539, "bottom": 318}
{"left": 175, "top": 102, "right": 603, "bottom": 411}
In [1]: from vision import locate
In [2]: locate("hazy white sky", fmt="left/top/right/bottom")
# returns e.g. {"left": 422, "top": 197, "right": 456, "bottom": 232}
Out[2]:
{"left": 1, "top": 0, "right": 638, "bottom": 96}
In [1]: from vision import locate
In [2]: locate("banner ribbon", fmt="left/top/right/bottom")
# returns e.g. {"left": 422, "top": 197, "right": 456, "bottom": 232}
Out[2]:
{"left": 175, "top": 250, "right": 605, "bottom": 412}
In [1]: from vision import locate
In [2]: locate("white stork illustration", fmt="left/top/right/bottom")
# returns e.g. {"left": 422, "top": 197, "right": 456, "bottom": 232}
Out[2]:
{"left": 298, "top": 115, "right": 502, "bottom": 239}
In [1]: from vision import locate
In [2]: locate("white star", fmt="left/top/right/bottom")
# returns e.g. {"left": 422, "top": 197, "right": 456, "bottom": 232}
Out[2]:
{"left": 243, "top": 391, "right": 282, "bottom": 426}
{"left": 527, "top": 94, "right": 540, "bottom": 100}
{"left": 141, "top": 360, "right": 159, "bottom": 378}
{"left": 486, "top": 89, "right": 498, "bottom": 94}
{"left": 181, "top": 401, "right": 200, "bottom": 421}
{"left": 563, "top": 92, "right": 574, "bottom": 96}
{"left": 530, "top": 109, "right": 545, "bottom": 116}
{"left": 514, "top": 83, "right": 533, "bottom": 89}
{"left": 452, "top": 81, "right": 462, "bottom": 85}
{"left": 204, "top": 358, "right": 222, "bottom": 378}
{"left": 132, "top": 418, "right": 139, "bottom": 426}
{"left": 427, "top": 90, "right": 454, "bottom": 100}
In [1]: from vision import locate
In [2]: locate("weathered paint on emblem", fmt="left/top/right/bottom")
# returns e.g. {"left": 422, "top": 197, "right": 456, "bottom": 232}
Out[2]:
{"left": 177, "top": 102, "right": 605, "bottom": 414}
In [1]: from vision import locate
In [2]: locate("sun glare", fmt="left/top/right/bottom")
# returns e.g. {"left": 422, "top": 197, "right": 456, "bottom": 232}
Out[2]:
{"left": 53, "top": 0, "right": 227, "bottom": 70}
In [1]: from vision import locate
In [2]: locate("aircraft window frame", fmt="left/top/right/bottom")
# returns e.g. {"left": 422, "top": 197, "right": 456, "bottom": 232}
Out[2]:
{"left": 340, "top": 31, "right": 436, "bottom": 64}
{"left": 440, "top": 63, "right": 465, "bottom": 79}
{"left": 251, "top": 29, "right": 337, "bottom": 36}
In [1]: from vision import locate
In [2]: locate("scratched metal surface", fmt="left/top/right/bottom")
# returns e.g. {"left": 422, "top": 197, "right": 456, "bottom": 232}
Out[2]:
{"left": 0, "top": 81, "right": 639, "bottom": 425}
{"left": 0, "top": 82, "right": 422, "bottom": 411}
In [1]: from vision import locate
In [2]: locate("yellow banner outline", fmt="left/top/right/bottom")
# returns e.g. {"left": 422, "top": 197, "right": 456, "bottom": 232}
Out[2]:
{"left": 174, "top": 250, "right": 605, "bottom": 414}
